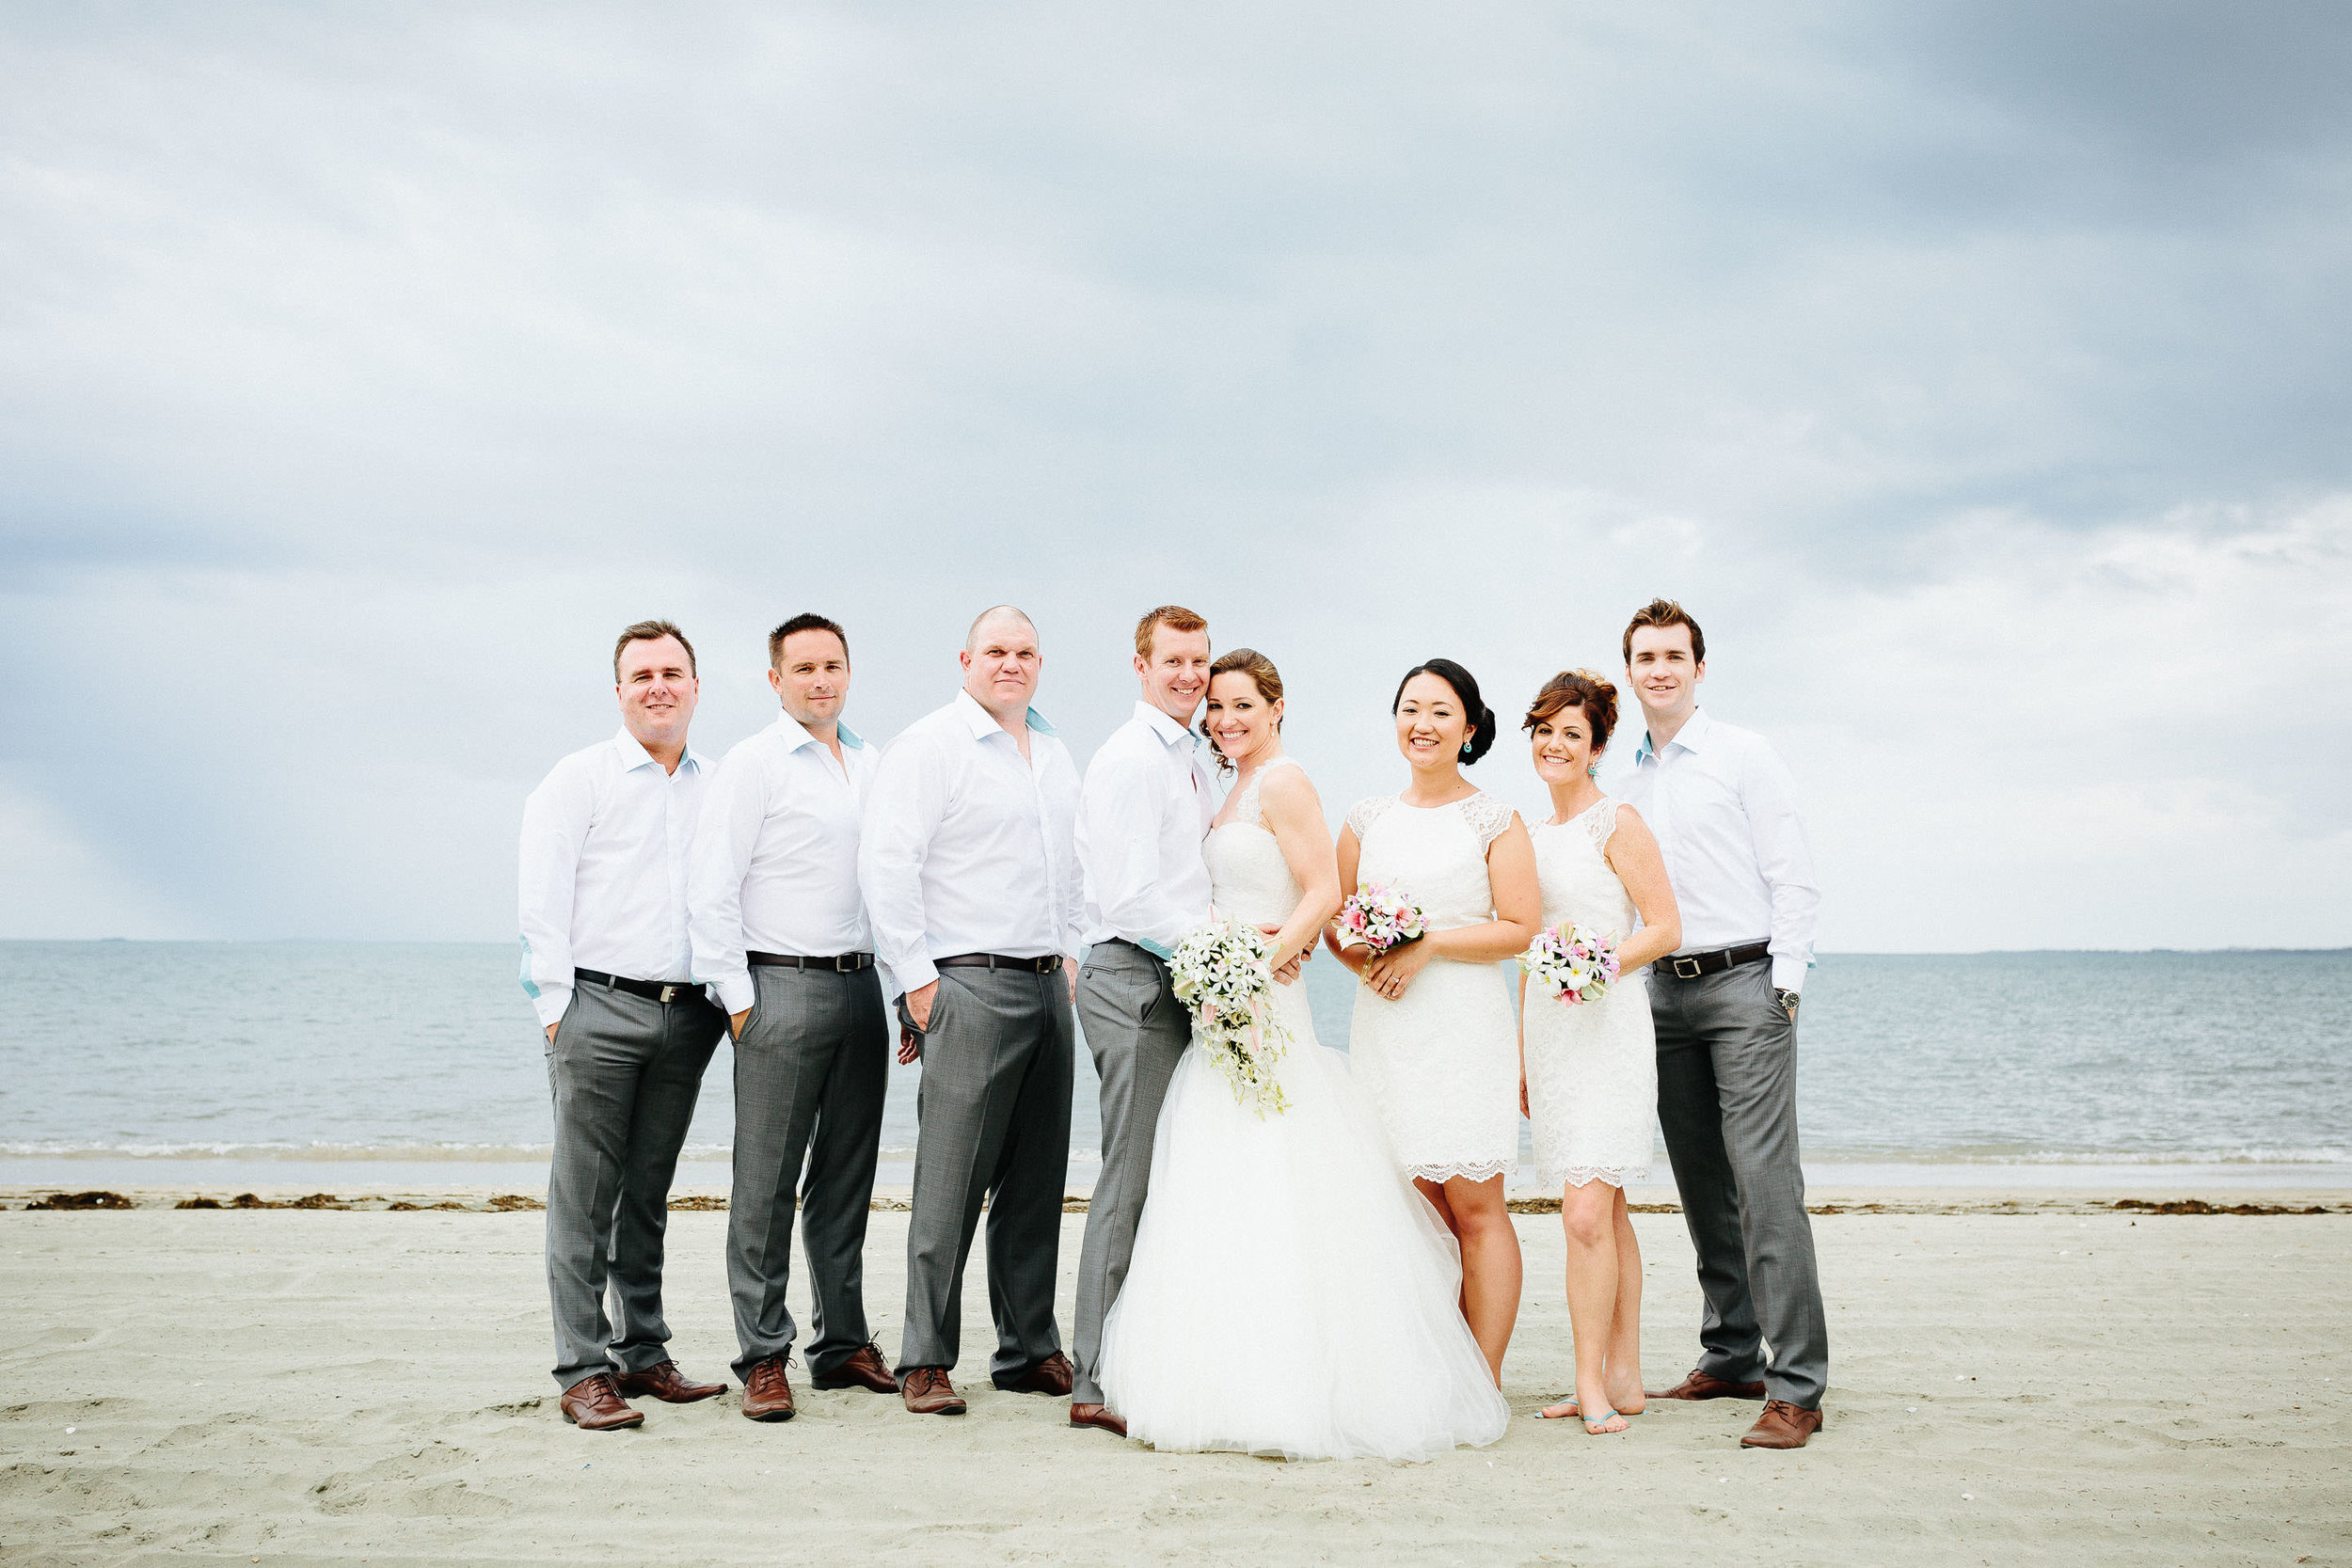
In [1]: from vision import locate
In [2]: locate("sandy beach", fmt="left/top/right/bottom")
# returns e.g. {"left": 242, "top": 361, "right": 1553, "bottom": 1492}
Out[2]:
{"left": 4, "top": 1189, "right": 2347, "bottom": 1566}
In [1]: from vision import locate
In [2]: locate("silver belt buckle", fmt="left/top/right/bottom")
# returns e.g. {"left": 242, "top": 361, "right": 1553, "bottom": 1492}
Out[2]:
{"left": 1672, "top": 957, "right": 1703, "bottom": 980}
{"left": 659, "top": 984, "right": 680, "bottom": 1004}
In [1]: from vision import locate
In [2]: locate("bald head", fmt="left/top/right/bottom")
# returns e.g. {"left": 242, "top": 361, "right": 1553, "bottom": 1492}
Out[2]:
{"left": 960, "top": 605, "right": 1044, "bottom": 726}
{"left": 965, "top": 605, "right": 1038, "bottom": 652}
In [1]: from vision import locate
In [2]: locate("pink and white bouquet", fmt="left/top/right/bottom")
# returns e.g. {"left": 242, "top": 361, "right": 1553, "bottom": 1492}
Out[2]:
{"left": 1336, "top": 882, "right": 1426, "bottom": 956}
{"left": 1168, "top": 916, "right": 1292, "bottom": 1117}
{"left": 1518, "top": 923, "right": 1620, "bottom": 1006}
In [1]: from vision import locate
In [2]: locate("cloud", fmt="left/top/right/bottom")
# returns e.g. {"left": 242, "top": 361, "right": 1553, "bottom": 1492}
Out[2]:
{"left": 2, "top": 2, "right": 2347, "bottom": 950}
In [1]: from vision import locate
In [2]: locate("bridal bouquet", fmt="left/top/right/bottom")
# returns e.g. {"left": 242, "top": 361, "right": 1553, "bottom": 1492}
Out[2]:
{"left": 1336, "top": 882, "right": 1425, "bottom": 955}
{"left": 1168, "top": 916, "right": 1293, "bottom": 1117}
{"left": 1518, "top": 923, "right": 1620, "bottom": 1006}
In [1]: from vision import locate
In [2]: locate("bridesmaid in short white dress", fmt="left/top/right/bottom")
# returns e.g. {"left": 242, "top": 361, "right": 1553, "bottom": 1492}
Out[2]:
{"left": 1517, "top": 671, "right": 1681, "bottom": 1434}
{"left": 1098, "top": 651, "right": 1509, "bottom": 1461}
{"left": 1328, "top": 659, "right": 1541, "bottom": 1384}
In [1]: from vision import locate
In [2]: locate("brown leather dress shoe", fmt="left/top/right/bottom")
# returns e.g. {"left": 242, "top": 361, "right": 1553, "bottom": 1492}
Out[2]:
{"left": 1649, "top": 1368, "right": 1768, "bottom": 1402}
{"left": 811, "top": 1343, "right": 898, "bottom": 1394}
{"left": 1741, "top": 1400, "right": 1824, "bottom": 1449}
{"left": 994, "top": 1352, "right": 1073, "bottom": 1396}
{"left": 1069, "top": 1402, "right": 1128, "bottom": 1436}
{"left": 739, "top": 1355, "right": 796, "bottom": 1422}
{"left": 899, "top": 1367, "right": 966, "bottom": 1415}
{"left": 613, "top": 1360, "right": 726, "bottom": 1404}
{"left": 560, "top": 1373, "right": 644, "bottom": 1431}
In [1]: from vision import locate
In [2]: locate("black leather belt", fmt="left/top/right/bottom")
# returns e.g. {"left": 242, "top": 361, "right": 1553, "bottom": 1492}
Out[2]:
{"left": 574, "top": 968, "right": 709, "bottom": 1005}
{"left": 936, "top": 953, "right": 1062, "bottom": 974}
{"left": 1659, "top": 942, "right": 1771, "bottom": 981}
{"left": 748, "top": 951, "right": 874, "bottom": 973}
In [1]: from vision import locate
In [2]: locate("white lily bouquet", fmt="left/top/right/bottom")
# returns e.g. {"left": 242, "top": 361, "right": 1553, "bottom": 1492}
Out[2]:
{"left": 1168, "top": 915, "right": 1293, "bottom": 1117}
{"left": 1518, "top": 922, "right": 1621, "bottom": 1006}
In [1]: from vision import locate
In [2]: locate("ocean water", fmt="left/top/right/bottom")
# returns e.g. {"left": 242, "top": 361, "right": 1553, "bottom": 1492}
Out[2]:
{"left": 2, "top": 942, "right": 2346, "bottom": 1190}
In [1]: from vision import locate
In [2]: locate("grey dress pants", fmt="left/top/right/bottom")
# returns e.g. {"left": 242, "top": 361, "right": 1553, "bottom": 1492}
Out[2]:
{"left": 544, "top": 977, "right": 723, "bottom": 1392}
{"left": 726, "top": 962, "right": 889, "bottom": 1382}
{"left": 1651, "top": 955, "right": 1829, "bottom": 1409}
{"left": 1070, "top": 940, "right": 1192, "bottom": 1407}
{"left": 895, "top": 964, "right": 1074, "bottom": 1381}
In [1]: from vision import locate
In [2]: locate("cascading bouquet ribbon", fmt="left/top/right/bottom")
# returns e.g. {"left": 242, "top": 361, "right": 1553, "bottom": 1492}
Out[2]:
{"left": 1335, "top": 882, "right": 1426, "bottom": 959}
{"left": 1168, "top": 915, "right": 1293, "bottom": 1117}
{"left": 1518, "top": 922, "right": 1621, "bottom": 1006}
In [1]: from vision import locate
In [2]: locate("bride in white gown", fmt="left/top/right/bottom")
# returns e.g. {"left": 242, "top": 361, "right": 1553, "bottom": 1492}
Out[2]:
{"left": 1097, "top": 649, "right": 1509, "bottom": 1462}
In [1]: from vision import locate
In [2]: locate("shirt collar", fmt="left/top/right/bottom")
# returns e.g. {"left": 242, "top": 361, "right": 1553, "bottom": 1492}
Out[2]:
{"left": 1637, "top": 705, "right": 1709, "bottom": 765}
{"left": 612, "top": 726, "right": 705, "bottom": 774}
{"left": 1135, "top": 699, "right": 1196, "bottom": 750}
{"left": 953, "top": 688, "right": 1056, "bottom": 740}
{"left": 774, "top": 713, "right": 866, "bottom": 752}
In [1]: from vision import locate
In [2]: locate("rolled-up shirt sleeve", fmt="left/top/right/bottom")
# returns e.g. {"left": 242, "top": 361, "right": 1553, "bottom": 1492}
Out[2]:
{"left": 687, "top": 752, "right": 765, "bottom": 1017}
{"left": 518, "top": 759, "right": 594, "bottom": 1029}
{"left": 859, "top": 735, "right": 946, "bottom": 999}
{"left": 1743, "top": 742, "right": 1820, "bottom": 993}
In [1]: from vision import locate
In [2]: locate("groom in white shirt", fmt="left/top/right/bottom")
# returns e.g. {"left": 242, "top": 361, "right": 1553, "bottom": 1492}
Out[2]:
{"left": 1613, "top": 598, "right": 1828, "bottom": 1449}
{"left": 1068, "top": 605, "right": 1216, "bottom": 1436}
{"left": 858, "top": 606, "right": 1086, "bottom": 1416}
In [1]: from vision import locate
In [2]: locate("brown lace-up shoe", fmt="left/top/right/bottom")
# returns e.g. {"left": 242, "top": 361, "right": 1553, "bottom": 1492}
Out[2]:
{"left": 812, "top": 1343, "right": 898, "bottom": 1394}
{"left": 899, "top": 1367, "right": 966, "bottom": 1415}
{"left": 1741, "top": 1400, "right": 1824, "bottom": 1449}
{"left": 612, "top": 1360, "right": 725, "bottom": 1404}
{"left": 739, "top": 1355, "right": 796, "bottom": 1421}
{"left": 1649, "top": 1368, "right": 1767, "bottom": 1402}
{"left": 560, "top": 1373, "right": 644, "bottom": 1431}
{"left": 1069, "top": 1402, "right": 1127, "bottom": 1436}
{"left": 993, "top": 1352, "right": 1073, "bottom": 1396}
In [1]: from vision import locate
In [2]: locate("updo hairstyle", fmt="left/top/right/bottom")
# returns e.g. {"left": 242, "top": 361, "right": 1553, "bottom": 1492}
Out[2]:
{"left": 1522, "top": 669, "right": 1619, "bottom": 752}
{"left": 1391, "top": 657, "right": 1499, "bottom": 766}
{"left": 1200, "top": 647, "right": 1283, "bottom": 774}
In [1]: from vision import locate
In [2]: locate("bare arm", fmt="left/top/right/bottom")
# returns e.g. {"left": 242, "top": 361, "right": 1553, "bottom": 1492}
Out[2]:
{"left": 1322, "top": 825, "right": 1375, "bottom": 979}
{"left": 1255, "top": 768, "right": 1342, "bottom": 980}
{"left": 1601, "top": 805, "right": 1681, "bottom": 973}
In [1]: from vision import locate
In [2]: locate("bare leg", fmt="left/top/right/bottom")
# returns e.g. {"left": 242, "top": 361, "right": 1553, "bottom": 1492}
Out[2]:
{"left": 1422, "top": 1173, "right": 1520, "bottom": 1385}
{"left": 1543, "top": 1180, "right": 1627, "bottom": 1431}
{"left": 1605, "top": 1186, "right": 1645, "bottom": 1414}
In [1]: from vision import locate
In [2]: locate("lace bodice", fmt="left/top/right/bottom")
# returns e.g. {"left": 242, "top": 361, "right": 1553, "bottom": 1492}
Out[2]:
{"left": 1344, "top": 790, "right": 1517, "bottom": 933}
{"left": 1204, "top": 757, "right": 1306, "bottom": 927}
{"left": 1530, "top": 797, "right": 1635, "bottom": 939}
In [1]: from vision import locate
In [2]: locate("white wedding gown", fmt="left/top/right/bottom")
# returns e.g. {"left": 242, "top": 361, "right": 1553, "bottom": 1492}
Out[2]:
{"left": 1097, "top": 759, "right": 1510, "bottom": 1462}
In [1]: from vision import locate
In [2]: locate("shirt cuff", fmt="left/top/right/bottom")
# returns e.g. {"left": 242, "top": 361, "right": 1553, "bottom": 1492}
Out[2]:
{"left": 711, "top": 974, "right": 755, "bottom": 1016}
{"left": 894, "top": 955, "right": 940, "bottom": 995}
{"left": 1771, "top": 958, "right": 1807, "bottom": 993}
{"left": 532, "top": 987, "right": 572, "bottom": 1029}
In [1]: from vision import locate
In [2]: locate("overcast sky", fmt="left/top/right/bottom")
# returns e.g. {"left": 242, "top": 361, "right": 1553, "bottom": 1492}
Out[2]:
{"left": 4, "top": 2, "right": 2347, "bottom": 953}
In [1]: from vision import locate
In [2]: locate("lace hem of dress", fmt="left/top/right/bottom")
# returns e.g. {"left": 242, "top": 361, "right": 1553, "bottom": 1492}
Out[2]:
{"left": 1545, "top": 1164, "right": 1651, "bottom": 1191}
{"left": 1402, "top": 1158, "right": 1513, "bottom": 1184}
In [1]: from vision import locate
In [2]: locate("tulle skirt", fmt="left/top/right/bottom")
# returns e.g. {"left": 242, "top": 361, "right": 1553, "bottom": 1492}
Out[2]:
{"left": 1097, "top": 1037, "right": 1511, "bottom": 1462}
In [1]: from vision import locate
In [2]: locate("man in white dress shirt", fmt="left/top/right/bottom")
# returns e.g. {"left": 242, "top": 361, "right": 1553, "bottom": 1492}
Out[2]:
{"left": 1613, "top": 598, "right": 1828, "bottom": 1449}
{"left": 1067, "top": 605, "right": 1216, "bottom": 1436}
{"left": 857, "top": 606, "right": 1086, "bottom": 1416}
{"left": 518, "top": 620, "right": 730, "bottom": 1432}
{"left": 687, "top": 612, "right": 898, "bottom": 1422}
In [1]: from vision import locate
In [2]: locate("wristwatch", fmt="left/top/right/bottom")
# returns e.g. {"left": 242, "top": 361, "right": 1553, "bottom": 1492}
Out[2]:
{"left": 1773, "top": 988, "right": 1802, "bottom": 1019}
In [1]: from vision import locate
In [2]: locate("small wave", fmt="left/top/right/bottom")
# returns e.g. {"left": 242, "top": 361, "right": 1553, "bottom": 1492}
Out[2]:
{"left": 1806, "top": 1146, "right": 2351, "bottom": 1166}
{"left": 0, "top": 1139, "right": 1108, "bottom": 1163}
